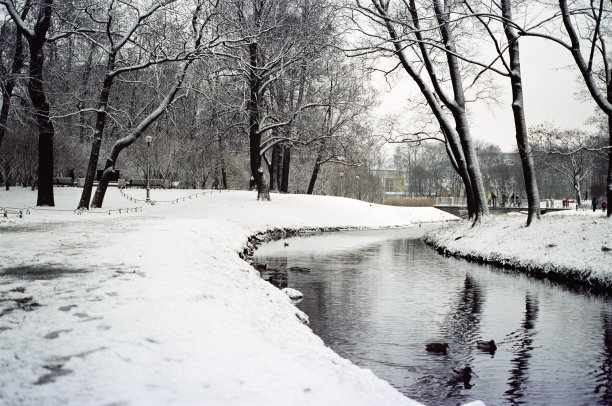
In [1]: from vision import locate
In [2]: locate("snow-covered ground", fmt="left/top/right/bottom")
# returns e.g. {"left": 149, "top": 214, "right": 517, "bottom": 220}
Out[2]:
{"left": 425, "top": 210, "right": 612, "bottom": 290}
{"left": 0, "top": 187, "right": 458, "bottom": 406}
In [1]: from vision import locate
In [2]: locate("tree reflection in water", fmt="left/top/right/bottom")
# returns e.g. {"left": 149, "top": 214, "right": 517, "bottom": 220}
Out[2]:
{"left": 504, "top": 293, "right": 539, "bottom": 403}
{"left": 443, "top": 274, "right": 484, "bottom": 399}
{"left": 596, "top": 312, "right": 612, "bottom": 404}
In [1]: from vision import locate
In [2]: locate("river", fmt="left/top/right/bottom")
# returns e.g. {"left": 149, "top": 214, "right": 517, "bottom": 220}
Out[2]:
{"left": 254, "top": 227, "right": 612, "bottom": 405}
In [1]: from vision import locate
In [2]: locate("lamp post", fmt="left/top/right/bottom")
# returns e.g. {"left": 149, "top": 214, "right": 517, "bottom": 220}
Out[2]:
{"left": 339, "top": 172, "right": 344, "bottom": 197}
{"left": 145, "top": 135, "right": 152, "bottom": 203}
{"left": 356, "top": 175, "right": 360, "bottom": 200}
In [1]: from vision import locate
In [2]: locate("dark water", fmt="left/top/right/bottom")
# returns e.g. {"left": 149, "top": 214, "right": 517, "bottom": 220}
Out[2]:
{"left": 254, "top": 228, "right": 612, "bottom": 406}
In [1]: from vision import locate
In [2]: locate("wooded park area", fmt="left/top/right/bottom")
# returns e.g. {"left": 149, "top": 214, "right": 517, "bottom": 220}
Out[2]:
{"left": 0, "top": 0, "right": 610, "bottom": 224}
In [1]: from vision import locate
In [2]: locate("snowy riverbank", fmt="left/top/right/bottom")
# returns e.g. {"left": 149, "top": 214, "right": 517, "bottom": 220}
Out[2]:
{"left": 425, "top": 211, "right": 612, "bottom": 291}
{"left": 0, "top": 187, "right": 460, "bottom": 406}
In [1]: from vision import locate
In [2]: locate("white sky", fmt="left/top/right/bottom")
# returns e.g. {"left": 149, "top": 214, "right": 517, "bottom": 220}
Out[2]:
{"left": 372, "top": 37, "right": 598, "bottom": 152}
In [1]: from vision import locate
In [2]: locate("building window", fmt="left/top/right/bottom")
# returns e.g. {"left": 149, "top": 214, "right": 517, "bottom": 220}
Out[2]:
{"left": 385, "top": 179, "right": 395, "bottom": 193}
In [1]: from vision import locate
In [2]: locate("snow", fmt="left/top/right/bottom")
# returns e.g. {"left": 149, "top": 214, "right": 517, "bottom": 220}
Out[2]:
{"left": 0, "top": 187, "right": 457, "bottom": 406}
{"left": 425, "top": 210, "right": 612, "bottom": 290}
{"left": 282, "top": 287, "right": 304, "bottom": 301}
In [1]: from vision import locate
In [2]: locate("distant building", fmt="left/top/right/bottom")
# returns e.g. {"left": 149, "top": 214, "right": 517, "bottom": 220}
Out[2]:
{"left": 370, "top": 169, "right": 405, "bottom": 200}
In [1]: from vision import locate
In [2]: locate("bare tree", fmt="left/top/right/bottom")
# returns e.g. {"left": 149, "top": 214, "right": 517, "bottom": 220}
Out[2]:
{"left": 557, "top": 0, "right": 611, "bottom": 215}
{"left": 90, "top": 0, "right": 220, "bottom": 207}
{"left": 499, "top": 0, "right": 541, "bottom": 224}
{"left": 1, "top": 0, "right": 56, "bottom": 206}
{"left": 354, "top": 0, "right": 491, "bottom": 221}
{"left": 90, "top": 61, "right": 192, "bottom": 207}
{"left": 303, "top": 57, "right": 374, "bottom": 194}
{"left": 219, "top": 0, "right": 336, "bottom": 200}
{"left": 75, "top": 0, "right": 183, "bottom": 209}
{"left": 0, "top": 0, "right": 30, "bottom": 152}
{"left": 463, "top": 0, "right": 542, "bottom": 225}
{"left": 531, "top": 125, "right": 606, "bottom": 205}
{"left": 494, "top": 0, "right": 612, "bottom": 215}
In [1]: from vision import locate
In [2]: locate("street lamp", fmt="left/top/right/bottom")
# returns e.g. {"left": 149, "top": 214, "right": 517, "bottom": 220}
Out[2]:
{"left": 356, "top": 175, "right": 360, "bottom": 200}
{"left": 339, "top": 172, "right": 344, "bottom": 197}
{"left": 145, "top": 135, "right": 152, "bottom": 203}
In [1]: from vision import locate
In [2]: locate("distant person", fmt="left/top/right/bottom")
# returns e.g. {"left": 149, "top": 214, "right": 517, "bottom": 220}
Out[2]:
{"left": 592, "top": 196, "right": 599, "bottom": 212}
{"left": 602, "top": 201, "right": 607, "bottom": 213}
{"left": 491, "top": 193, "right": 497, "bottom": 207}
{"left": 517, "top": 195, "right": 522, "bottom": 207}
{"left": 249, "top": 176, "right": 255, "bottom": 190}
{"left": 510, "top": 193, "right": 515, "bottom": 207}
{"left": 502, "top": 193, "right": 507, "bottom": 207}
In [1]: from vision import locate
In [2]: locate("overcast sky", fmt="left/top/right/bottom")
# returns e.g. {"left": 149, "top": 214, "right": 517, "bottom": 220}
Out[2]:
{"left": 373, "top": 36, "right": 598, "bottom": 153}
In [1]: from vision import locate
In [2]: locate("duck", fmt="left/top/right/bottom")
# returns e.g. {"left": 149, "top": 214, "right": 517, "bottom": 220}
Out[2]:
{"left": 452, "top": 366, "right": 477, "bottom": 382}
{"left": 476, "top": 339, "right": 497, "bottom": 354}
{"left": 284, "top": 242, "right": 290, "bottom": 247}
{"left": 425, "top": 342, "right": 449, "bottom": 354}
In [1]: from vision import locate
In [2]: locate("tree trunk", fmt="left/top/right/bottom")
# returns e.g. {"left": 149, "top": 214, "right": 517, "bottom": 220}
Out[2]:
{"left": 78, "top": 57, "right": 116, "bottom": 209}
{"left": 307, "top": 142, "right": 325, "bottom": 194}
{"left": 442, "top": 134, "right": 476, "bottom": 216}
{"left": 78, "top": 43, "right": 96, "bottom": 143}
{"left": 269, "top": 145, "right": 278, "bottom": 191}
{"left": 431, "top": 0, "right": 488, "bottom": 221}
{"left": 27, "top": 0, "right": 55, "bottom": 207}
{"left": 607, "top": 74, "right": 612, "bottom": 217}
{"left": 248, "top": 41, "right": 270, "bottom": 201}
{"left": 501, "top": 0, "right": 541, "bottom": 226}
{"left": 220, "top": 155, "right": 228, "bottom": 190}
{"left": 215, "top": 136, "right": 228, "bottom": 189}
{"left": 573, "top": 176, "right": 582, "bottom": 206}
{"left": 380, "top": 2, "right": 477, "bottom": 219}
{"left": 280, "top": 144, "right": 291, "bottom": 193}
{"left": 272, "top": 142, "right": 282, "bottom": 191}
{"left": 307, "top": 160, "right": 320, "bottom": 195}
{"left": 0, "top": 2, "right": 30, "bottom": 152}
{"left": 1, "top": 163, "right": 11, "bottom": 190}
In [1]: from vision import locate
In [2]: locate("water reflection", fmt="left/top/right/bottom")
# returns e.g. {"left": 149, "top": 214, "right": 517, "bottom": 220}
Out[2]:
{"left": 254, "top": 229, "right": 612, "bottom": 405}
{"left": 504, "top": 293, "right": 539, "bottom": 403}
{"left": 442, "top": 275, "right": 484, "bottom": 400}
{"left": 597, "top": 312, "right": 612, "bottom": 404}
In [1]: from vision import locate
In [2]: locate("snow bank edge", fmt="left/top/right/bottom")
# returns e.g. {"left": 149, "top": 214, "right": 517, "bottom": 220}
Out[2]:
{"left": 424, "top": 224, "right": 612, "bottom": 294}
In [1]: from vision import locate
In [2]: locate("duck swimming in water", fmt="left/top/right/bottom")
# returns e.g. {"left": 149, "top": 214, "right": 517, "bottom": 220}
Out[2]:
{"left": 425, "top": 342, "right": 449, "bottom": 354}
{"left": 452, "top": 366, "right": 477, "bottom": 381}
{"left": 477, "top": 339, "right": 497, "bottom": 354}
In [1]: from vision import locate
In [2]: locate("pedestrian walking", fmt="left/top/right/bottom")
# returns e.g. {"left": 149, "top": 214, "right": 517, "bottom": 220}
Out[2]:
{"left": 592, "top": 197, "right": 599, "bottom": 212}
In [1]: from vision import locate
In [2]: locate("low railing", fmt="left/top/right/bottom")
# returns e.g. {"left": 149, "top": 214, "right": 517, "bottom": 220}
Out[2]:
{"left": 435, "top": 197, "right": 468, "bottom": 206}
